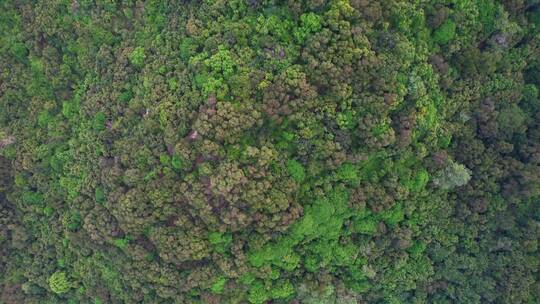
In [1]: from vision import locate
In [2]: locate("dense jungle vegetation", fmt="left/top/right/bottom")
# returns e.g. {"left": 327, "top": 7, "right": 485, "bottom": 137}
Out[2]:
{"left": 1, "top": 0, "right": 540, "bottom": 303}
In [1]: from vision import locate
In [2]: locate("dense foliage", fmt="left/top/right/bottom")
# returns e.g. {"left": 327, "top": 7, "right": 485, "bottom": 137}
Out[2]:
{"left": 1, "top": 0, "right": 539, "bottom": 303}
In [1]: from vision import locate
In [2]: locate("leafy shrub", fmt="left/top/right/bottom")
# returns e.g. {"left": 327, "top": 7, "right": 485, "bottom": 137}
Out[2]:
{"left": 209, "top": 231, "right": 232, "bottom": 253}
{"left": 48, "top": 271, "right": 71, "bottom": 294}
{"left": 22, "top": 191, "right": 43, "bottom": 205}
{"left": 171, "top": 154, "right": 184, "bottom": 170}
{"left": 95, "top": 187, "right": 105, "bottom": 204}
{"left": 294, "top": 12, "right": 322, "bottom": 43}
{"left": 113, "top": 238, "right": 129, "bottom": 249}
{"left": 62, "top": 101, "right": 79, "bottom": 119}
{"left": 287, "top": 159, "right": 306, "bottom": 182}
{"left": 210, "top": 277, "right": 226, "bottom": 294}
{"left": 65, "top": 213, "right": 82, "bottom": 231}
{"left": 380, "top": 203, "right": 404, "bottom": 226}
{"left": 410, "top": 169, "right": 429, "bottom": 193}
{"left": 93, "top": 112, "right": 106, "bottom": 131}
{"left": 336, "top": 163, "right": 359, "bottom": 183}
{"left": 180, "top": 38, "right": 196, "bottom": 60}
{"left": 270, "top": 280, "right": 295, "bottom": 299}
{"left": 248, "top": 281, "right": 270, "bottom": 304}
{"left": 204, "top": 46, "right": 236, "bottom": 78}
{"left": 433, "top": 20, "right": 456, "bottom": 44}
{"left": 10, "top": 42, "right": 27, "bottom": 60}
{"left": 353, "top": 216, "right": 378, "bottom": 235}
{"left": 118, "top": 89, "right": 133, "bottom": 103}
{"left": 129, "top": 46, "right": 146, "bottom": 67}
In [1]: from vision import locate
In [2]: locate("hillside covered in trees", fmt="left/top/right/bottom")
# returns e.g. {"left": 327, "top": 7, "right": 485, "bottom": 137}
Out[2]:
{"left": 1, "top": 0, "right": 540, "bottom": 303}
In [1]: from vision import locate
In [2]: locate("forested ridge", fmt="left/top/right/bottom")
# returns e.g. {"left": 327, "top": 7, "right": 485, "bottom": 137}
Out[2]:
{"left": 0, "top": 0, "right": 539, "bottom": 303}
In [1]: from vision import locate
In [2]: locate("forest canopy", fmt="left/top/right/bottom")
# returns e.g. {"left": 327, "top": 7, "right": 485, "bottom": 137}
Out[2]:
{"left": 0, "top": 0, "right": 539, "bottom": 303}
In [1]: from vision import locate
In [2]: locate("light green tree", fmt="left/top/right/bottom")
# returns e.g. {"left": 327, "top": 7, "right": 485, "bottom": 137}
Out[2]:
{"left": 433, "top": 161, "right": 472, "bottom": 190}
